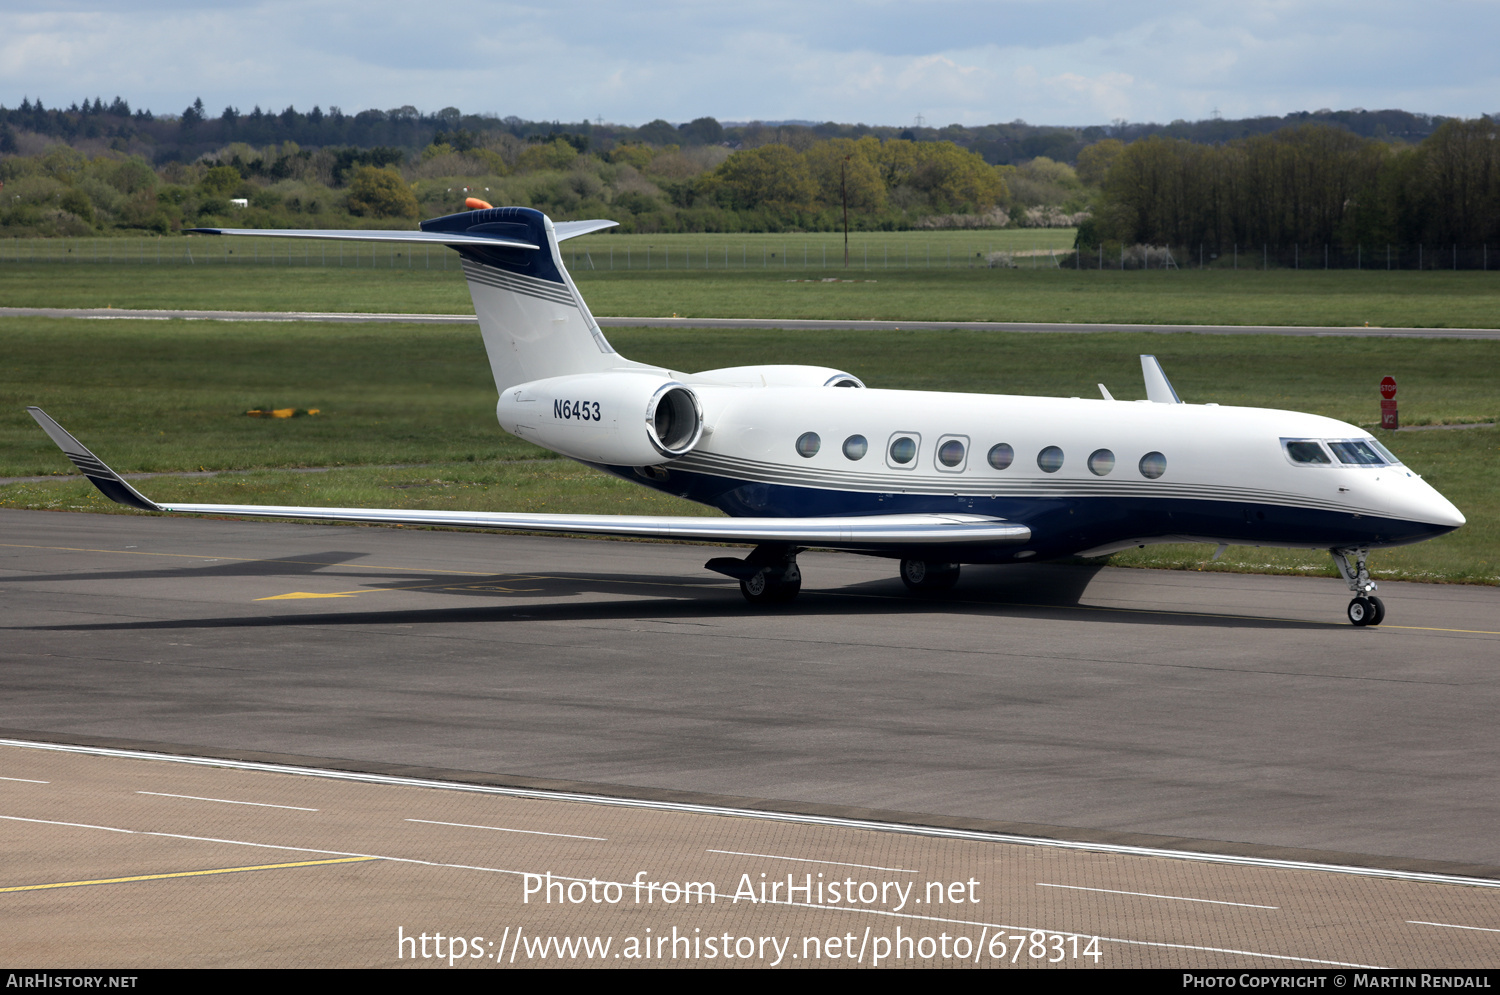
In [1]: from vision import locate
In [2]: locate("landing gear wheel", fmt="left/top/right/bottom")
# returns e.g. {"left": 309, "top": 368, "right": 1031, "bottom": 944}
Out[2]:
{"left": 1366, "top": 595, "right": 1385, "bottom": 626}
{"left": 900, "top": 559, "right": 960, "bottom": 594}
{"left": 739, "top": 569, "right": 801, "bottom": 604}
{"left": 1347, "top": 597, "right": 1375, "bottom": 626}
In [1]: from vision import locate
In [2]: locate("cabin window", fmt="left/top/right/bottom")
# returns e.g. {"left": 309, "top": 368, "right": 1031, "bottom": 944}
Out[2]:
{"left": 795, "top": 432, "right": 821, "bottom": 458}
{"left": 936, "top": 437, "right": 967, "bottom": 469}
{"left": 1037, "top": 446, "right": 1064, "bottom": 473}
{"left": 888, "top": 435, "right": 918, "bottom": 466}
{"left": 842, "top": 435, "right": 868, "bottom": 460}
{"left": 1328, "top": 440, "right": 1385, "bottom": 466}
{"left": 987, "top": 443, "right": 1014, "bottom": 470}
{"left": 1139, "top": 452, "right": 1167, "bottom": 478}
{"left": 1088, "top": 449, "right": 1115, "bottom": 476}
{"left": 1284, "top": 440, "right": 1331, "bottom": 464}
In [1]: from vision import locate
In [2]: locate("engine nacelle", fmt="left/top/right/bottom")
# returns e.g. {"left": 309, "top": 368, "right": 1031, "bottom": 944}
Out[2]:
{"left": 688, "top": 365, "right": 865, "bottom": 389}
{"left": 497, "top": 372, "right": 704, "bottom": 466}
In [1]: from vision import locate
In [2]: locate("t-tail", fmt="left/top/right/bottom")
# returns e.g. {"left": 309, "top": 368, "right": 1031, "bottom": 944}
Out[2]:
{"left": 420, "top": 207, "right": 650, "bottom": 393}
{"left": 187, "top": 207, "right": 645, "bottom": 396}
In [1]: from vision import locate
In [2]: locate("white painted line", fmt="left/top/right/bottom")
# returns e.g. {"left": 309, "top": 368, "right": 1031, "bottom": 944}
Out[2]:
{"left": 1407, "top": 920, "right": 1500, "bottom": 933}
{"left": 707, "top": 849, "right": 918, "bottom": 874}
{"left": 405, "top": 818, "right": 606, "bottom": 841}
{"left": 1038, "top": 882, "right": 1278, "bottom": 909}
{"left": 137, "top": 791, "right": 317, "bottom": 812}
{"left": 0, "top": 776, "right": 49, "bottom": 784}
{"left": 4, "top": 739, "right": 1496, "bottom": 892}
{"left": 0, "top": 812, "right": 1381, "bottom": 969}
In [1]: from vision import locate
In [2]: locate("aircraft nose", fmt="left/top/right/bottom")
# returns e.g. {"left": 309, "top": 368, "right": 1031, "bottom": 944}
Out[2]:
{"left": 1428, "top": 496, "right": 1466, "bottom": 529}
{"left": 1411, "top": 481, "right": 1465, "bottom": 529}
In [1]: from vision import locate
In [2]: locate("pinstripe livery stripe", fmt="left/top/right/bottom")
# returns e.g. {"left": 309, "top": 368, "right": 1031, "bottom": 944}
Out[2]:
{"left": 461, "top": 258, "right": 575, "bottom": 306}
{"left": 668, "top": 449, "right": 1374, "bottom": 516}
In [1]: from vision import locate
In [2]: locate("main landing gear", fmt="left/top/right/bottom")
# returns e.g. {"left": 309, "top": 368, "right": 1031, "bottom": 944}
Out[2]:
{"left": 706, "top": 544, "right": 802, "bottom": 604}
{"left": 1330, "top": 546, "right": 1385, "bottom": 627}
{"left": 899, "top": 558, "right": 961, "bottom": 594}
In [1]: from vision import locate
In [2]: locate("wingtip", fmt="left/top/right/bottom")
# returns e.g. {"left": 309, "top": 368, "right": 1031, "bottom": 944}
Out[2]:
{"left": 26, "top": 407, "right": 161, "bottom": 513}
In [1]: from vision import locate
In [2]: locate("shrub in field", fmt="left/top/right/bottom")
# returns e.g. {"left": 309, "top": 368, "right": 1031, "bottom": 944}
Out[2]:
{"left": 346, "top": 165, "right": 418, "bottom": 218}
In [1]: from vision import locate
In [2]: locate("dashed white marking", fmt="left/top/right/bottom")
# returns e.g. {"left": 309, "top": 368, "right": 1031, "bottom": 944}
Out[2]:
{"left": 1037, "top": 882, "right": 1278, "bottom": 909}
{"left": 0, "top": 777, "right": 49, "bottom": 784}
{"left": 1407, "top": 920, "right": 1500, "bottom": 933}
{"left": 405, "top": 818, "right": 605, "bottom": 841}
{"left": 707, "top": 849, "right": 917, "bottom": 873}
{"left": 137, "top": 791, "right": 317, "bottom": 812}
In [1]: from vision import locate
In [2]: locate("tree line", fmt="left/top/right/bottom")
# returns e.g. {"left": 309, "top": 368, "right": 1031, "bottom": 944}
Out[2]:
{"left": 1, "top": 130, "right": 1088, "bottom": 238}
{"left": 1083, "top": 119, "right": 1500, "bottom": 250}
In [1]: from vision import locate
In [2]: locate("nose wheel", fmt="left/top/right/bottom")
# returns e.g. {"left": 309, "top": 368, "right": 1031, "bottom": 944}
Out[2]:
{"left": 1332, "top": 547, "right": 1385, "bottom": 626}
{"left": 1346, "top": 595, "right": 1386, "bottom": 627}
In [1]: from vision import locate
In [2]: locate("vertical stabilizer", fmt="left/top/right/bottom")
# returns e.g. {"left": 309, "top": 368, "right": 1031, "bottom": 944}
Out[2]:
{"left": 421, "top": 207, "right": 645, "bottom": 394}
{"left": 1140, "top": 354, "right": 1183, "bottom": 404}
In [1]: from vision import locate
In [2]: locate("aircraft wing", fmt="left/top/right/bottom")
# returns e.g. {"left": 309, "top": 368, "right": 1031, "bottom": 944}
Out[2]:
{"left": 26, "top": 408, "right": 1031, "bottom": 551}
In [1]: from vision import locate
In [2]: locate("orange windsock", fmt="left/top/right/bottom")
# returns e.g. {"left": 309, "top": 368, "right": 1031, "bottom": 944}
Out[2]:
{"left": 465, "top": 197, "right": 493, "bottom": 210}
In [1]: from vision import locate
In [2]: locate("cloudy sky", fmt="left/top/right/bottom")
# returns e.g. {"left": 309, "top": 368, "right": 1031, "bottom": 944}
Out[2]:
{"left": 3, "top": 1, "right": 1496, "bottom": 128}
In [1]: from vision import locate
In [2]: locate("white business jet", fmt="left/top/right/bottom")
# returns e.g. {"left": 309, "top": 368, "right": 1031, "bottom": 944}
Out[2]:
{"left": 29, "top": 206, "right": 1464, "bottom": 625}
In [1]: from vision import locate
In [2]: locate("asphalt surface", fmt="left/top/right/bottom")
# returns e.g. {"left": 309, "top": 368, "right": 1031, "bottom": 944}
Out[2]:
{"left": 8, "top": 741, "right": 1496, "bottom": 968}
{"left": 4, "top": 305, "right": 1499, "bottom": 338}
{"left": 3, "top": 507, "right": 1498, "bottom": 875}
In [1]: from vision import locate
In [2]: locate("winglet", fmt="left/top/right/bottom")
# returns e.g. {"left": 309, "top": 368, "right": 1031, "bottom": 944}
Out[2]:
{"left": 26, "top": 407, "right": 161, "bottom": 512}
{"left": 1140, "top": 355, "right": 1182, "bottom": 404}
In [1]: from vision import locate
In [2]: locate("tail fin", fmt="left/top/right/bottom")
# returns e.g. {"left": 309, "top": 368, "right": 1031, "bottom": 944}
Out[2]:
{"left": 420, "top": 207, "right": 642, "bottom": 394}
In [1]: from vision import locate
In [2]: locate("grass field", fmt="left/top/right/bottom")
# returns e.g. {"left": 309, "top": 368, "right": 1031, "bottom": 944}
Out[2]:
{"left": 0, "top": 229, "right": 1079, "bottom": 271}
{"left": 5, "top": 262, "right": 1500, "bottom": 328}
{"left": 2, "top": 316, "right": 1495, "bottom": 585}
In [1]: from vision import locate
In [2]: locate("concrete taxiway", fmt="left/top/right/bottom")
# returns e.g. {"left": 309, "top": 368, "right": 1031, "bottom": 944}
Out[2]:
{"left": 3, "top": 507, "right": 1498, "bottom": 873}
{"left": 4, "top": 740, "right": 1497, "bottom": 968}
{"left": 4, "top": 306, "right": 1498, "bottom": 339}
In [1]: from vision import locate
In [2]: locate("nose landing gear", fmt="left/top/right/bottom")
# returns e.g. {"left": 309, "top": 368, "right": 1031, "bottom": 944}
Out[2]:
{"left": 1331, "top": 546, "right": 1385, "bottom": 626}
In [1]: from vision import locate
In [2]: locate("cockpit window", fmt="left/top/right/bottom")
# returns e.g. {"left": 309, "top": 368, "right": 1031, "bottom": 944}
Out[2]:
{"left": 1328, "top": 440, "right": 1386, "bottom": 465}
{"left": 1367, "top": 438, "right": 1402, "bottom": 466}
{"left": 1285, "top": 440, "right": 1332, "bottom": 464}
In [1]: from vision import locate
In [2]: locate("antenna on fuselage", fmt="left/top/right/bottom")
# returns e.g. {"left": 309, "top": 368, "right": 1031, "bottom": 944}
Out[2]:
{"left": 1141, "top": 355, "right": 1182, "bottom": 404}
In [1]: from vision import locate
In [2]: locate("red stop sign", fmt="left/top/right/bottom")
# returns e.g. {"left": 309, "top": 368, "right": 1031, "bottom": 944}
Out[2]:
{"left": 1380, "top": 376, "right": 1397, "bottom": 400}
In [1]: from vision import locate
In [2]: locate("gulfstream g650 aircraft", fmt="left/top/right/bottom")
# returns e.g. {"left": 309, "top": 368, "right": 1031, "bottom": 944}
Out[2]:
{"left": 29, "top": 206, "right": 1464, "bottom": 625}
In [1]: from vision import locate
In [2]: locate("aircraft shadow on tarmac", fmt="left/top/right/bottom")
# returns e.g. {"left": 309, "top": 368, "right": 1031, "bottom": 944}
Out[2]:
{"left": 7, "top": 551, "right": 1345, "bottom": 632}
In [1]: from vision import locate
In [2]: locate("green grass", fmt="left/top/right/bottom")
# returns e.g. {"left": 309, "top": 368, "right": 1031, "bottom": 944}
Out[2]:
{"left": 2, "top": 316, "right": 1495, "bottom": 584}
{"left": 0, "top": 229, "right": 1077, "bottom": 271}
{"left": 6, "top": 261, "right": 1500, "bottom": 327}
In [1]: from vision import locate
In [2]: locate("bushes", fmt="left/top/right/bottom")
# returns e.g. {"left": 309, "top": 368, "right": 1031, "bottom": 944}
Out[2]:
{"left": 345, "top": 166, "right": 418, "bottom": 219}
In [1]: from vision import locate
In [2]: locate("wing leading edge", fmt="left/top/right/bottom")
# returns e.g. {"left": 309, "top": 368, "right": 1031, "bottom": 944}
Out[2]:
{"left": 26, "top": 408, "right": 1030, "bottom": 551}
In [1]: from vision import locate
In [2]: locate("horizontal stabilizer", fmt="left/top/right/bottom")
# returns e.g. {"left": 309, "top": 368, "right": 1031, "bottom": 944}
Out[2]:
{"left": 553, "top": 219, "right": 618, "bottom": 241}
{"left": 28, "top": 410, "right": 1030, "bottom": 551}
{"left": 184, "top": 227, "right": 539, "bottom": 250}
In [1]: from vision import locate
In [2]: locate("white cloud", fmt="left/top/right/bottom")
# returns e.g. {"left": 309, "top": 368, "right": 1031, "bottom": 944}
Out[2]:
{"left": 2, "top": 1, "right": 1497, "bottom": 126}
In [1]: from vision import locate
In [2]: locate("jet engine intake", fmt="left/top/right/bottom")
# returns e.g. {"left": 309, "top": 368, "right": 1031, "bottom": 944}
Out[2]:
{"left": 497, "top": 372, "right": 704, "bottom": 466}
